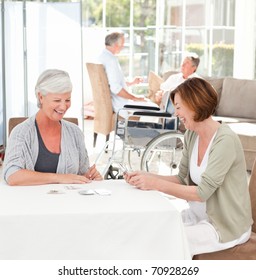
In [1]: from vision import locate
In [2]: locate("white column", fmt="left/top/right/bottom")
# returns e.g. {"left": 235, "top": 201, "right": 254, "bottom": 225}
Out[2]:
{"left": 233, "top": 0, "right": 256, "bottom": 79}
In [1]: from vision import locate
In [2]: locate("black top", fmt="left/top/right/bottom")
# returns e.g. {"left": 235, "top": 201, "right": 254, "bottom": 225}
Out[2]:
{"left": 34, "top": 120, "right": 60, "bottom": 173}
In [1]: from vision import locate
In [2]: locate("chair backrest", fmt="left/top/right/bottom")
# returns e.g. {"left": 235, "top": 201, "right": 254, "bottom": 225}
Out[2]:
{"left": 9, "top": 117, "right": 28, "bottom": 136}
{"left": 162, "top": 70, "right": 179, "bottom": 81}
{"left": 249, "top": 159, "right": 256, "bottom": 233}
{"left": 147, "top": 71, "right": 163, "bottom": 103}
{"left": 86, "top": 63, "right": 115, "bottom": 136}
{"left": 63, "top": 117, "right": 78, "bottom": 126}
{"left": 8, "top": 117, "right": 78, "bottom": 136}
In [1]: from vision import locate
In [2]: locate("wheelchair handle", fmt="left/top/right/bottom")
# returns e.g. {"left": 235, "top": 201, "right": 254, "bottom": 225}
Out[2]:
{"left": 133, "top": 111, "right": 173, "bottom": 117}
{"left": 123, "top": 105, "right": 160, "bottom": 111}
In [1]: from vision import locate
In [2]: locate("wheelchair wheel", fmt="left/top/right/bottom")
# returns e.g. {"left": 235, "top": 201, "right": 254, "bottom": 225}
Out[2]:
{"left": 140, "top": 132, "right": 184, "bottom": 175}
{"left": 127, "top": 147, "right": 145, "bottom": 171}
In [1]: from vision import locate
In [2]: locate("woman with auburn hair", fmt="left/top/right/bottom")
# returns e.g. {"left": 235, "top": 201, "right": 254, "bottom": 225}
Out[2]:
{"left": 125, "top": 77, "right": 252, "bottom": 257}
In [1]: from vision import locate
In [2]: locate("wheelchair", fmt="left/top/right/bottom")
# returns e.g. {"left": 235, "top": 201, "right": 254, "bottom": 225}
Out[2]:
{"left": 95, "top": 97, "right": 184, "bottom": 179}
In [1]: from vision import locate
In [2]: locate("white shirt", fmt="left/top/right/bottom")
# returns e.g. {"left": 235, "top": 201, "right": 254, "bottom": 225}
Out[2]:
{"left": 98, "top": 49, "right": 159, "bottom": 117}
{"left": 160, "top": 72, "right": 200, "bottom": 115}
{"left": 184, "top": 133, "right": 217, "bottom": 225}
{"left": 97, "top": 49, "right": 128, "bottom": 113}
{"left": 160, "top": 72, "right": 200, "bottom": 92}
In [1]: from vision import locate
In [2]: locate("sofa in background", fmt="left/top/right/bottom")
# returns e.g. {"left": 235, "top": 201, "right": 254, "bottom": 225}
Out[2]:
{"left": 148, "top": 72, "right": 256, "bottom": 171}
{"left": 206, "top": 76, "right": 256, "bottom": 171}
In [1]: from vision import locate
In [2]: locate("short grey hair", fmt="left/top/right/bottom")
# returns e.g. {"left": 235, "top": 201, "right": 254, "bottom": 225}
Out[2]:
{"left": 35, "top": 69, "right": 72, "bottom": 108}
{"left": 105, "top": 32, "right": 124, "bottom": 47}
{"left": 186, "top": 53, "right": 200, "bottom": 68}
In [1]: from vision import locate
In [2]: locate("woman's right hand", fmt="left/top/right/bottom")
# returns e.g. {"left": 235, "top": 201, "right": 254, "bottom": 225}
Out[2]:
{"left": 124, "top": 171, "right": 162, "bottom": 191}
{"left": 57, "top": 173, "right": 92, "bottom": 184}
{"left": 7, "top": 170, "right": 92, "bottom": 186}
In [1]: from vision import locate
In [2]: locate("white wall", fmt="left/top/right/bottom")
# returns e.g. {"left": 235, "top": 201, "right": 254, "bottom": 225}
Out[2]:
{"left": 4, "top": 2, "right": 83, "bottom": 142}
{"left": 233, "top": 0, "right": 256, "bottom": 79}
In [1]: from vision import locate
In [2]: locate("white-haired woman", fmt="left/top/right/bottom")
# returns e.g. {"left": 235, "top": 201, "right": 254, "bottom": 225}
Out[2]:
{"left": 3, "top": 69, "right": 102, "bottom": 186}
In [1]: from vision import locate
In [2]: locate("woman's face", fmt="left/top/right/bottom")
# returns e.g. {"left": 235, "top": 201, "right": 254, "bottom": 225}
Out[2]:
{"left": 39, "top": 92, "right": 71, "bottom": 121}
{"left": 174, "top": 93, "right": 196, "bottom": 130}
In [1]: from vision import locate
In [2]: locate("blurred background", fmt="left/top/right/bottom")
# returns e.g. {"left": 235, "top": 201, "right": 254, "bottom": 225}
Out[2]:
{"left": 1, "top": 0, "right": 256, "bottom": 151}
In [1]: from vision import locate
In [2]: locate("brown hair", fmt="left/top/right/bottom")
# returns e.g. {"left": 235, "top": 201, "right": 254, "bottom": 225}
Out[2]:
{"left": 170, "top": 77, "right": 218, "bottom": 122}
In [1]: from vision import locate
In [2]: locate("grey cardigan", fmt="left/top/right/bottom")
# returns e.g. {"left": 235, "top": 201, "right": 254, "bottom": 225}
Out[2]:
{"left": 177, "top": 123, "right": 252, "bottom": 242}
{"left": 3, "top": 115, "right": 90, "bottom": 181}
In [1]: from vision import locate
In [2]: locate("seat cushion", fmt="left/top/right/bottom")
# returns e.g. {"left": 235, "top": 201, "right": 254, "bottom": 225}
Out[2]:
{"left": 228, "top": 123, "right": 256, "bottom": 171}
{"left": 204, "top": 77, "right": 224, "bottom": 96}
{"left": 216, "top": 77, "right": 256, "bottom": 119}
{"left": 193, "top": 232, "right": 256, "bottom": 260}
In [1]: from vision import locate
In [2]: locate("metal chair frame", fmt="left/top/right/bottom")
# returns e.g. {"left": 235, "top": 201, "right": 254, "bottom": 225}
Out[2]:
{"left": 95, "top": 104, "right": 184, "bottom": 179}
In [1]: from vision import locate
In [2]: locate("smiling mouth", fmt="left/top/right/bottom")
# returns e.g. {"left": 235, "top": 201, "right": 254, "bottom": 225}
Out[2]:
{"left": 54, "top": 110, "right": 65, "bottom": 115}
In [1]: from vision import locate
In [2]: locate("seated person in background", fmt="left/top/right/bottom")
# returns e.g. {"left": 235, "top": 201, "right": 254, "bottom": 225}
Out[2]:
{"left": 125, "top": 77, "right": 252, "bottom": 257}
{"left": 3, "top": 69, "right": 102, "bottom": 186}
{"left": 98, "top": 31, "right": 156, "bottom": 117}
{"left": 155, "top": 53, "right": 201, "bottom": 111}
{"left": 156, "top": 53, "right": 201, "bottom": 131}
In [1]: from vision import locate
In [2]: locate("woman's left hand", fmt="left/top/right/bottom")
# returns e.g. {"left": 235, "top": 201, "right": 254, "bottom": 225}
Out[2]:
{"left": 85, "top": 164, "right": 103, "bottom": 181}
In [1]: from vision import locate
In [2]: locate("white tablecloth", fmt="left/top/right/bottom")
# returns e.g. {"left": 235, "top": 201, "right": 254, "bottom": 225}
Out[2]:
{"left": 0, "top": 179, "right": 191, "bottom": 260}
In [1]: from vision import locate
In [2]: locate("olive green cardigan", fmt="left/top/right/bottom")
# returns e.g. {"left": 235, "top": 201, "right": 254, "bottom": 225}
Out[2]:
{"left": 177, "top": 123, "right": 252, "bottom": 242}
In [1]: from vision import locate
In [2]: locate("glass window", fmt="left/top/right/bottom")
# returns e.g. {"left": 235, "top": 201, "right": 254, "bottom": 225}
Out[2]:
{"left": 2, "top": 1, "right": 256, "bottom": 124}
{"left": 118, "top": 30, "right": 130, "bottom": 77}
{"left": 213, "top": 0, "right": 235, "bottom": 26}
{"left": 83, "top": 0, "right": 103, "bottom": 27}
{"left": 133, "top": 0, "right": 156, "bottom": 27}
{"left": 212, "top": 29, "right": 234, "bottom": 76}
{"left": 159, "top": 28, "right": 183, "bottom": 74}
{"left": 162, "top": 0, "right": 183, "bottom": 26}
{"left": 133, "top": 29, "right": 155, "bottom": 76}
{"left": 185, "top": 0, "right": 205, "bottom": 26}
{"left": 81, "top": 0, "right": 238, "bottom": 80}
{"left": 106, "top": 0, "right": 130, "bottom": 27}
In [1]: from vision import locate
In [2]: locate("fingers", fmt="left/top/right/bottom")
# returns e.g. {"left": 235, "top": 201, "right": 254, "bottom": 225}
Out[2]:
{"left": 63, "top": 174, "right": 91, "bottom": 184}
{"left": 125, "top": 172, "right": 142, "bottom": 187}
{"left": 124, "top": 171, "right": 137, "bottom": 182}
{"left": 76, "top": 177, "right": 92, "bottom": 184}
{"left": 125, "top": 172, "right": 152, "bottom": 190}
{"left": 86, "top": 165, "right": 103, "bottom": 181}
{"left": 129, "top": 175, "right": 140, "bottom": 186}
{"left": 92, "top": 172, "right": 103, "bottom": 180}
{"left": 88, "top": 165, "right": 96, "bottom": 179}
{"left": 134, "top": 76, "right": 143, "bottom": 84}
